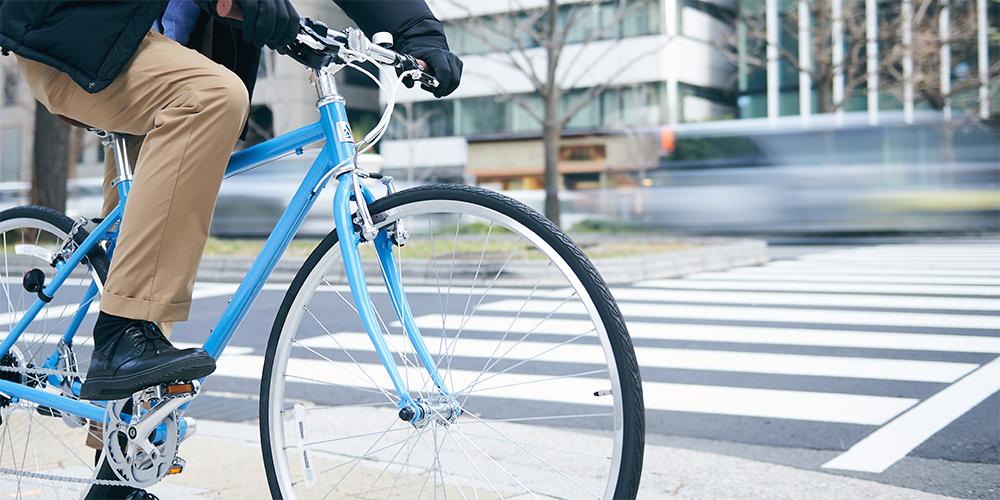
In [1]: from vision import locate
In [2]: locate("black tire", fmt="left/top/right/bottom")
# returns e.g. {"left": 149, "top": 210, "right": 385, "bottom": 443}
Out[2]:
{"left": 260, "top": 184, "right": 644, "bottom": 499}
{"left": 0, "top": 206, "right": 111, "bottom": 497}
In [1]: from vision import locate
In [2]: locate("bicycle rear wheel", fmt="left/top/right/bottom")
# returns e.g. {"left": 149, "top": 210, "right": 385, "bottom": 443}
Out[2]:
{"left": 261, "top": 184, "right": 644, "bottom": 499}
{"left": 0, "top": 206, "right": 110, "bottom": 498}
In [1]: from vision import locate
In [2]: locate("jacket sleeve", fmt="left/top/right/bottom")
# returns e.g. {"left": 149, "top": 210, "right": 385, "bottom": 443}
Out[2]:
{"left": 333, "top": 0, "right": 449, "bottom": 53}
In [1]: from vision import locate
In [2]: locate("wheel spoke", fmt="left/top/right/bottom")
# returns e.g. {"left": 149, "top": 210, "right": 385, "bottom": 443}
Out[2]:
{"left": 261, "top": 187, "right": 642, "bottom": 499}
{"left": 0, "top": 210, "right": 109, "bottom": 495}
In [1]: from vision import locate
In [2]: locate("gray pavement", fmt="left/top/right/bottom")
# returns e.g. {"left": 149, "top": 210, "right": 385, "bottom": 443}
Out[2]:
{"left": 149, "top": 416, "right": 965, "bottom": 499}
{"left": 131, "top": 239, "right": 1000, "bottom": 499}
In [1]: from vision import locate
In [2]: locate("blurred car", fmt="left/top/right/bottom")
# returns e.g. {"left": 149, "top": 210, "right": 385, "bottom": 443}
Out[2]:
{"left": 211, "top": 150, "right": 383, "bottom": 237}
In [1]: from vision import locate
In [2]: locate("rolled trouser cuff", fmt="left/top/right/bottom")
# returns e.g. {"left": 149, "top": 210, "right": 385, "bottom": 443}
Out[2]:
{"left": 99, "top": 289, "right": 191, "bottom": 323}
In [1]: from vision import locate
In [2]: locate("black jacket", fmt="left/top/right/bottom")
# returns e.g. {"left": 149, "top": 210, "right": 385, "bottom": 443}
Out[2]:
{"left": 0, "top": 0, "right": 447, "bottom": 97}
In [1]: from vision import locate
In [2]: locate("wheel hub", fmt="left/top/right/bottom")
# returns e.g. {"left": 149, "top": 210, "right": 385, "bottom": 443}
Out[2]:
{"left": 398, "top": 396, "right": 462, "bottom": 428}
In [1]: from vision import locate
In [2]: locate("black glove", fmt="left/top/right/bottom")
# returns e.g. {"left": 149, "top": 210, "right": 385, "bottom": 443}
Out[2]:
{"left": 240, "top": 0, "right": 300, "bottom": 48}
{"left": 402, "top": 46, "right": 462, "bottom": 98}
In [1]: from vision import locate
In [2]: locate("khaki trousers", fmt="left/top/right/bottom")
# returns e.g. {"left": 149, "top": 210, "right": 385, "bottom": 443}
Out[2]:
{"left": 17, "top": 30, "right": 249, "bottom": 322}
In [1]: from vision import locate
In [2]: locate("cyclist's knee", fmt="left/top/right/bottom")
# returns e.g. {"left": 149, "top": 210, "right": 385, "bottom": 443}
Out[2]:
{"left": 200, "top": 71, "right": 250, "bottom": 127}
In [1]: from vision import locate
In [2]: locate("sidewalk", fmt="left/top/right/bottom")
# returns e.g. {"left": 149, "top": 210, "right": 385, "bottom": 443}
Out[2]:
{"left": 148, "top": 418, "right": 961, "bottom": 500}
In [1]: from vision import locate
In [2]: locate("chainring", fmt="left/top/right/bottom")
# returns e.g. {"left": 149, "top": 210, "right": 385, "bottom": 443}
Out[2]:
{"left": 103, "top": 397, "right": 180, "bottom": 489}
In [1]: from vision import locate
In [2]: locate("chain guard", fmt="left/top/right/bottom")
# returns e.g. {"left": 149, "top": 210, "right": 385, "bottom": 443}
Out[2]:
{"left": 103, "top": 396, "right": 180, "bottom": 489}
{"left": 56, "top": 341, "right": 86, "bottom": 428}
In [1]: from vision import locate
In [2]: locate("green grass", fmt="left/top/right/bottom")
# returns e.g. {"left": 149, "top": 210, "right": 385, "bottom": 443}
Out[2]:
{"left": 203, "top": 236, "right": 697, "bottom": 260}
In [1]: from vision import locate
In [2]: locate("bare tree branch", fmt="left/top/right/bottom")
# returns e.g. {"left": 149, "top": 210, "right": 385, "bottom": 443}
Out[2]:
{"left": 446, "top": 0, "right": 666, "bottom": 227}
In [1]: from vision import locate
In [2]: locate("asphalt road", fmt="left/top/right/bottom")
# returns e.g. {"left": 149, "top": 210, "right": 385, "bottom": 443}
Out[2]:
{"left": 153, "top": 241, "right": 1000, "bottom": 499}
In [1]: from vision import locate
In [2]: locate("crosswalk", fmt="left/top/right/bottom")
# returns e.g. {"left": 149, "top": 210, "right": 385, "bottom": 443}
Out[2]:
{"left": 627, "top": 243, "right": 1000, "bottom": 474}
{"left": 207, "top": 242, "right": 999, "bottom": 475}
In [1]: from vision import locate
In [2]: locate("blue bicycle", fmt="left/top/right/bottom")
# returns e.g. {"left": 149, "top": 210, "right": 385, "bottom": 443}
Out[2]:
{"left": 0, "top": 19, "right": 644, "bottom": 500}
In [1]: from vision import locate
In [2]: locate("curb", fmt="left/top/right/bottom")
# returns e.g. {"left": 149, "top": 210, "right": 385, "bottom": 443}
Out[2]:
{"left": 582, "top": 237, "right": 769, "bottom": 284}
{"left": 196, "top": 237, "right": 769, "bottom": 284}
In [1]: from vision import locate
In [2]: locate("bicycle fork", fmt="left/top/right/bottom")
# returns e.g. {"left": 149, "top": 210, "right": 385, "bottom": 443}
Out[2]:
{"left": 333, "top": 173, "right": 460, "bottom": 427}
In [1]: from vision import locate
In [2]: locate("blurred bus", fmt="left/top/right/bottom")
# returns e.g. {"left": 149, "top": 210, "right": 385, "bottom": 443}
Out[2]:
{"left": 571, "top": 110, "right": 999, "bottom": 234}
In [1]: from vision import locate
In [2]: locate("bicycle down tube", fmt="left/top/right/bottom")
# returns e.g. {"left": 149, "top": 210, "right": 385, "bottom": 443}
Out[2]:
{"left": 0, "top": 69, "right": 443, "bottom": 422}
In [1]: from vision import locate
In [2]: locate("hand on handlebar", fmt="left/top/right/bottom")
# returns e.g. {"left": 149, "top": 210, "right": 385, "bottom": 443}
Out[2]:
{"left": 217, "top": 0, "right": 299, "bottom": 48}
{"left": 214, "top": 4, "right": 455, "bottom": 96}
{"left": 398, "top": 47, "right": 462, "bottom": 98}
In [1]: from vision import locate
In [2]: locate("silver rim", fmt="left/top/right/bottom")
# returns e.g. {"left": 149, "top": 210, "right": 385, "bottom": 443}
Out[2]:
{"left": 0, "top": 215, "right": 102, "bottom": 497}
{"left": 265, "top": 199, "right": 626, "bottom": 499}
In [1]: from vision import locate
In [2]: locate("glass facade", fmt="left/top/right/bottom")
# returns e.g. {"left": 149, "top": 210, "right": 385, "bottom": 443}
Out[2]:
{"left": 735, "top": 0, "right": 1000, "bottom": 119}
{"left": 388, "top": 82, "right": 672, "bottom": 139}
{"left": 444, "top": 0, "right": 661, "bottom": 56}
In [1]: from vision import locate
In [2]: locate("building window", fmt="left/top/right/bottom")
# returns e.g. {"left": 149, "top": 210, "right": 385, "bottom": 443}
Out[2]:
{"left": 456, "top": 96, "right": 508, "bottom": 136}
{"left": 389, "top": 100, "right": 454, "bottom": 139}
{"left": 445, "top": 0, "right": 661, "bottom": 56}
{"left": 3, "top": 72, "right": 19, "bottom": 107}
{"left": 1, "top": 128, "right": 21, "bottom": 181}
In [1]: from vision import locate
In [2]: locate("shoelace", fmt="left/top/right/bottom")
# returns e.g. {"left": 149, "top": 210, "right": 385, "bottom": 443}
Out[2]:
{"left": 127, "top": 323, "right": 170, "bottom": 354}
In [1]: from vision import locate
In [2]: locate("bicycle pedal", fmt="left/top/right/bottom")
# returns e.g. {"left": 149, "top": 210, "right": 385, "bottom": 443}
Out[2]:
{"left": 167, "top": 456, "right": 186, "bottom": 476}
{"left": 144, "top": 380, "right": 199, "bottom": 400}
{"left": 164, "top": 381, "right": 197, "bottom": 396}
{"left": 36, "top": 405, "right": 60, "bottom": 417}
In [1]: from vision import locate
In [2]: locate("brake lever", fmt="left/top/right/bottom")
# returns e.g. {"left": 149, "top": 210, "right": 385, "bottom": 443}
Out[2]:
{"left": 399, "top": 54, "right": 439, "bottom": 88}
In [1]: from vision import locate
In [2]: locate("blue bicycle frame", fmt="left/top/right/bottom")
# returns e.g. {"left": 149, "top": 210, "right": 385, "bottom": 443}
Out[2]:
{"left": 0, "top": 69, "right": 447, "bottom": 425}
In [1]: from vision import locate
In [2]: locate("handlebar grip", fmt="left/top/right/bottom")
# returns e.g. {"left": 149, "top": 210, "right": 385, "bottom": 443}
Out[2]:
{"left": 217, "top": 0, "right": 244, "bottom": 21}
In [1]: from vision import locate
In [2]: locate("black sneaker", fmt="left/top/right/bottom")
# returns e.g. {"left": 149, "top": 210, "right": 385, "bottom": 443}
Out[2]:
{"left": 79, "top": 321, "right": 215, "bottom": 401}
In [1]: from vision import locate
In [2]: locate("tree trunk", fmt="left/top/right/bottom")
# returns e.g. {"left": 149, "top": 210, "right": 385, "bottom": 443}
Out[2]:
{"left": 816, "top": 75, "right": 833, "bottom": 113}
{"left": 543, "top": 117, "right": 561, "bottom": 228}
{"left": 32, "top": 104, "right": 70, "bottom": 213}
{"left": 542, "top": 0, "right": 562, "bottom": 227}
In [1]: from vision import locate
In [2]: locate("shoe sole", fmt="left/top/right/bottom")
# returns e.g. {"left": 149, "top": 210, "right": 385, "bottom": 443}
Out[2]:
{"left": 79, "top": 357, "right": 216, "bottom": 401}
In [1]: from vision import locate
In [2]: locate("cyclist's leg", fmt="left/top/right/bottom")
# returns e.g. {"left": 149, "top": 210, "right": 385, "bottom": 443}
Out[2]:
{"left": 15, "top": 30, "right": 243, "bottom": 396}
{"left": 98, "top": 135, "right": 175, "bottom": 340}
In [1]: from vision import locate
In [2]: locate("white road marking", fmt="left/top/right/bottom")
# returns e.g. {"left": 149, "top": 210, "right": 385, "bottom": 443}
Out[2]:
{"left": 796, "top": 254, "right": 1000, "bottom": 266}
{"left": 409, "top": 315, "right": 1000, "bottom": 353}
{"left": 634, "top": 279, "right": 1000, "bottom": 296}
{"left": 683, "top": 272, "right": 1000, "bottom": 286}
{"left": 213, "top": 353, "right": 918, "bottom": 425}
{"left": 758, "top": 261, "right": 1000, "bottom": 275}
{"left": 606, "top": 288, "right": 1000, "bottom": 311}
{"left": 822, "top": 356, "right": 1000, "bottom": 473}
{"left": 476, "top": 299, "right": 1000, "bottom": 330}
{"left": 296, "top": 332, "right": 979, "bottom": 383}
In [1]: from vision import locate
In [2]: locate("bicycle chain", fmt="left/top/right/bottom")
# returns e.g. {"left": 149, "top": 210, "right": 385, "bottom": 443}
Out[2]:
{"left": 0, "top": 467, "right": 127, "bottom": 486}
{"left": 0, "top": 363, "right": 80, "bottom": 379}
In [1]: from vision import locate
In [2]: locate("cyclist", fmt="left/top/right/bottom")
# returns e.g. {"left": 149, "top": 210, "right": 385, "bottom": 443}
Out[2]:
{"left": 0, "top": 0, "right": 461, "bottom": 498}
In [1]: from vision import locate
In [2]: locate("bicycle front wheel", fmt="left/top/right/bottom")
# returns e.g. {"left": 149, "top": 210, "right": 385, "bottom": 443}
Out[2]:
{"left": 261, "top": 184, "right": 644, "bottom": 499}
{"left": 0, "top": 206, "right": 110, "bottom": 498}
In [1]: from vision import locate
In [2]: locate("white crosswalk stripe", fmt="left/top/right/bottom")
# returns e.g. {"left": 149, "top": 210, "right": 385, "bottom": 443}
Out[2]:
{"left": 682, "top": 271, "right": 999, "bottom": 286}
{"left": 477, "top": 299, "right": 1000, "bottom": 329}
{"left": 635, "top": 279, "right": 1000, "bottom": 296}
{"left": 212, "top": 355, "right": 919, "bottom": 426}
{"left": 294, "top": 332, "right": 979, "bottom": 383}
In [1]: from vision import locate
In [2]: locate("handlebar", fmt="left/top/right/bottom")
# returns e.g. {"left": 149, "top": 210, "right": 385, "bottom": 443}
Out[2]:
{"left": 215, "top": 0, "right": 437, "bottom": 88}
